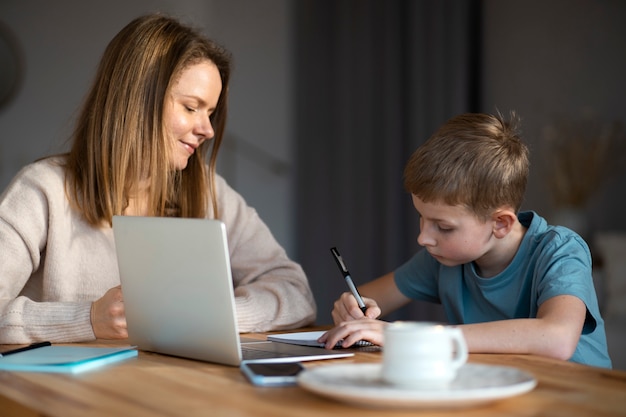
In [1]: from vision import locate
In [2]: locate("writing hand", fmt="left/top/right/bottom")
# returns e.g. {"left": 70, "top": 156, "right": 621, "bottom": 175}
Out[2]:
{"left": 331, "top": 292, "right": 381, "bottom": 324}
{"left": 90, "top": 285, "right": 128, "bottom": 339}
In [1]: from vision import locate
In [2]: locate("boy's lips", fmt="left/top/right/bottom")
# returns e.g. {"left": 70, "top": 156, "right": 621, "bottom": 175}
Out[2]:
{"left": 427, "top": 250, "right": 444, "bottom": 261}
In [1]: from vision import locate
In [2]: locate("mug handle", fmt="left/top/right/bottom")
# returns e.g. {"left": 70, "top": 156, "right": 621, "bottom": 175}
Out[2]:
{"left": 449, "top": 327, "right": 469, "bottom": 369}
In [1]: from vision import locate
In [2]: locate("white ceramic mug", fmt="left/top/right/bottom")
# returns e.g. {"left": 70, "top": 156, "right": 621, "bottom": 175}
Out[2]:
{"left": 381, "top": 321, "right": 468, "bottom": 389}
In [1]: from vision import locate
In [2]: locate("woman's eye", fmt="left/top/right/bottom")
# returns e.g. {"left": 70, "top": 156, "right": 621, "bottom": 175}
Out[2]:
{"left": 185, "top": 106, "right": 197, "bottom": 112}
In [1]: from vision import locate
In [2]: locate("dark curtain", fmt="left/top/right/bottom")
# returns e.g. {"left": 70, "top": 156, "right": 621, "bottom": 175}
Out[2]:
{"left": 294, "top": 0, "right": 481, "bottom": 325}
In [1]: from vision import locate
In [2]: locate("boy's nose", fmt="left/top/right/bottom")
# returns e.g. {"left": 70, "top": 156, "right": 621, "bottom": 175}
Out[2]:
{"left": 417, "top": 229, "right": 434, "bottom": 247}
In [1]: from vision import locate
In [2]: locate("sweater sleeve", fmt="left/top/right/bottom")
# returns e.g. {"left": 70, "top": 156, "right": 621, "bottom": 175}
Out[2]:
{"left": 214, "top": 176, "right": 316, "bottom": 332}
{"left": 0, "top": 160, "right": 96, "bottom": 343}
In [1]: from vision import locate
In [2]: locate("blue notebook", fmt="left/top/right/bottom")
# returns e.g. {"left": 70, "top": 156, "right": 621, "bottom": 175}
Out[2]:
{"left": 0, "top": 345, "right": 138, "bottom": 374}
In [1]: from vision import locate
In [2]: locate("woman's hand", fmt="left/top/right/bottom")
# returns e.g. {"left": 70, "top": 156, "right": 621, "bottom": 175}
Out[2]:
{"left": 90, "top": 285, "right": 128, "bottom": 339}
{"left": 331, "top": 291, "right": 381, "bottom": 324}
{"left": 318, "top": 318, "right": 387, "bottom": 349}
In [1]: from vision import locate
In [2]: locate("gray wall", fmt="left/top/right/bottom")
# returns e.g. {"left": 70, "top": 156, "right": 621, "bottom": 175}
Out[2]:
{"left": 2, "top": 0, "right": 625, "bottom": 255}
{"left": 482, "top": 0, "right": 626, "bottom": 234}
{"left": 0, "top": 0, "right": 296, "bottom": 254}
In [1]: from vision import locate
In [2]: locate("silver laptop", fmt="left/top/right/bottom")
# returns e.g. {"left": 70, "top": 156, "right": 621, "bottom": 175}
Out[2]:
{"left": 112, "top": 216, "right": 352, "bottom": 366}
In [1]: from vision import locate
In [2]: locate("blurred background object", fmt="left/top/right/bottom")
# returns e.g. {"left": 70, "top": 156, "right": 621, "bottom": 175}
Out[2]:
{"left": 540, "top": 113, "right": 626, "bottom": 239}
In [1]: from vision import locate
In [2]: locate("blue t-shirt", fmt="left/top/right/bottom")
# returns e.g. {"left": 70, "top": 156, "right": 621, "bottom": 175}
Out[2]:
{"left": 394, "top": 211, "right": 612, "bottom": 368}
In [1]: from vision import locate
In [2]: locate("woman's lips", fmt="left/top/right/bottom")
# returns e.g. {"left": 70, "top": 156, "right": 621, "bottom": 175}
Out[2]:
{"left": 180, "top": 140, "right": 197, "bottom": 154}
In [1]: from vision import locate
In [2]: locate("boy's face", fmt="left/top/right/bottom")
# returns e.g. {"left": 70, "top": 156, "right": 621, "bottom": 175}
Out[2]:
{"left": 411, "top": 195, "right": 495, "bottom": 267}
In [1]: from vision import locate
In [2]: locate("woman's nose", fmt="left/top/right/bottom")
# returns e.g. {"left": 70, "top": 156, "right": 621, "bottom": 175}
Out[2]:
{"left": 196, "top": 116, "right": 214, "bottom": 140}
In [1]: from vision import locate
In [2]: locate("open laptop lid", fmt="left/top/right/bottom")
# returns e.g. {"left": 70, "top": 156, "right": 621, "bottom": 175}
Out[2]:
{"left": 112, "top": 216, "right": 243, "bottom": 366}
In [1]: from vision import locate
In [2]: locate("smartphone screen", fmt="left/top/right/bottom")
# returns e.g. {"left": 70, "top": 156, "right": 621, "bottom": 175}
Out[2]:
{"left": 240, "top": 361, "right": 305, "bottom": 386}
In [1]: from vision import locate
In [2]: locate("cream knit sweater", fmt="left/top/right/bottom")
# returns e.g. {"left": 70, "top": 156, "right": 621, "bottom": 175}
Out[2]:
{"left": 0, "top": 157, "right": 316, "bottom": 343}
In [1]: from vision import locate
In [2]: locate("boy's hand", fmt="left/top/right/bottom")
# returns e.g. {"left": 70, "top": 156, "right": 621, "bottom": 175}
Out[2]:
{"left": 331, "top": 292, "right": 381, "bottom": 324}
{"left": 318, "top": 318, "right": 386, "bottom": 349}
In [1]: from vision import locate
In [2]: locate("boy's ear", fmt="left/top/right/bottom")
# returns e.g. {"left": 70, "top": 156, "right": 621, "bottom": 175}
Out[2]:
{"left": 492, "top": 209, "right": 517, "bottom": 238}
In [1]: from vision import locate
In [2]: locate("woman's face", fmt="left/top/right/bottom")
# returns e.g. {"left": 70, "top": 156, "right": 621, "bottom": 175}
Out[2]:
{"left": 163, "top": 60, "right": 222, "bottom": 170}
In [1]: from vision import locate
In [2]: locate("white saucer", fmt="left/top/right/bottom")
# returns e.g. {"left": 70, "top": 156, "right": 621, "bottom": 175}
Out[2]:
{"left": 297, "top": 363, "right": 537, "bottom": 409}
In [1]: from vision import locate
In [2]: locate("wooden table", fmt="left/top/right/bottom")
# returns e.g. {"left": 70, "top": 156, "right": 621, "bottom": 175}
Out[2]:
{"left": 1, "top": 334, "right": 625, "bottom": 417}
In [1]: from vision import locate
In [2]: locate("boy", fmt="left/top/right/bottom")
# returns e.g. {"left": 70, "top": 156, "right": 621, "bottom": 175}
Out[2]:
{"left": 319, "top": 113, "right": 611, "bottom": 368}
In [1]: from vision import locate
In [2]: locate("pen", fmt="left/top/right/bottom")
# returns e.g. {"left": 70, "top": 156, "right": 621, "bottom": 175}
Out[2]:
{"left": 0, "top": 341, "right": 52, "bottom": 357}
{"left": 330, "top": 247, "right": 367, "bottom": 314}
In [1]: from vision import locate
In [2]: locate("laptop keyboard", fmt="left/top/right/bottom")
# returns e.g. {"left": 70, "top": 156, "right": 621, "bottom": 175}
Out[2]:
{"left": 241, "top": 346, "right": 292, "bottom": 360}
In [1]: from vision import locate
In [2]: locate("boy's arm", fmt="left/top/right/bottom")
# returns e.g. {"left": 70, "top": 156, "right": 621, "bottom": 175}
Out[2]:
{"left": 459, "top": 294, "right": 585, "bottom": 360}
{"left": 360, "top": 272, "right": 412, "bottom": 315}
{"left": 331, "top": 272, "right": 412, "bottom": 323}
{"left": 322, "top": 272, "right": 411, "bottom": 348}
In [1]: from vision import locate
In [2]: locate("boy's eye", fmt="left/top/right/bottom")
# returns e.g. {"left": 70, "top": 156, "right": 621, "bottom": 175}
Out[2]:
{"left": 437, "top": 225, "right": 454, "bottom": 233}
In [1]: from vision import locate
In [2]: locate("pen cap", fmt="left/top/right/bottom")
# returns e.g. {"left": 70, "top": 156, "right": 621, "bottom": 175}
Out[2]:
{"left": 330, "top": 247, "right": 349, "bottom": 276}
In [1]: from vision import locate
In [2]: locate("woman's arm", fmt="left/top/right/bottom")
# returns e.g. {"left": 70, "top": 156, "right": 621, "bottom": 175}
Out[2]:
{"left": 0, "top": 159, "right": 115, "bottom": 343}
{"left": 216, "top": 176, "right": 316, "bottom": 332}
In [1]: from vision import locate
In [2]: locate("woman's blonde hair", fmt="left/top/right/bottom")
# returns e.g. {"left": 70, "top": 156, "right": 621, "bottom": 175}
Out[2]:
{"left": 64, "top": 14, "right": 231, "bottom": 226}
{"left": 403, "top": 113, "right": 529, "bottom": 220}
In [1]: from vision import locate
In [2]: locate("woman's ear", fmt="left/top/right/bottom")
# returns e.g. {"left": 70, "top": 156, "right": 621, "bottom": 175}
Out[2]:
{"left": 492, "top": 209, "right": 517, "bottom": 238}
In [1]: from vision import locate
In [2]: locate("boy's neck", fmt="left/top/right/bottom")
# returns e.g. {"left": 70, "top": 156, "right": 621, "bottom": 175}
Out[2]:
{"left": 474, "top": 220, "right": 527, "bottom": 278}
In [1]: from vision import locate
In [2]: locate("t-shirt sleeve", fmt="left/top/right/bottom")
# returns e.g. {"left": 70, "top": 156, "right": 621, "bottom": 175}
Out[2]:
{"left": 536, "top": 231, "right": 599, "bottom": 334}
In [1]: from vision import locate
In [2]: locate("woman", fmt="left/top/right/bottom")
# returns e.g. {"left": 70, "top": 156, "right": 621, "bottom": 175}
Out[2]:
{"left": 0, "top": 14, "right": 316, "bottom": 343}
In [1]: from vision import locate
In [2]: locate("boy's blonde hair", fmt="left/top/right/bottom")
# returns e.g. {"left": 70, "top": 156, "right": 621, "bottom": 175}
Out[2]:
{"left": 403, "top": 113, "right": 529, "bottom": 219}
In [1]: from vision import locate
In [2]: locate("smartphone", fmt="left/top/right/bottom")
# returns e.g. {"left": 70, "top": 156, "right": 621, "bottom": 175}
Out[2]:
{"left": 240, "top": 361, "right": 305, "bottom": 387}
